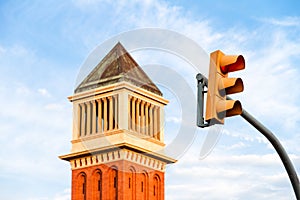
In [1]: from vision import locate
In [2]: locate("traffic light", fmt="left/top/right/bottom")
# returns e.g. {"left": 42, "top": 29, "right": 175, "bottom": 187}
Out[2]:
{"left": 205, "top": 50, "right": 245, "bottom": 124}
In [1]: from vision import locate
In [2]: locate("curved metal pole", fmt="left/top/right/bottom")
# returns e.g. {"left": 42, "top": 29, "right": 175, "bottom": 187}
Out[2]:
{"left": 240, "top": 108, "right": 300, "bottom": 199}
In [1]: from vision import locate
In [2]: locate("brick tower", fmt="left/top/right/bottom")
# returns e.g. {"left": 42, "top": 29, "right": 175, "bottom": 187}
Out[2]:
{"left": 60, "top": 42, "right": 176, "bottom": 200}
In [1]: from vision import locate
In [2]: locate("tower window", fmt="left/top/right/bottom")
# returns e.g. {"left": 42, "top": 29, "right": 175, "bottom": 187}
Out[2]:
{"left": 111, "top": 168, "right": 118, "bottom": 200}
{"left": 98, "top": 180, "right": 101, "bottom": 191}
{"left": 129, "top": 178, "right": 131, "bottom": 188}
{"left": 114, "top": 177, "right": 117, "bottom": 188}
{"left": 95, "top": 171, "right": 102, "bottom": 200}
{"left": 79, "top": 173, "right": 87, "bottom": 200}
{"left": 83, "top": 182, "right": 86, "bottom": 194}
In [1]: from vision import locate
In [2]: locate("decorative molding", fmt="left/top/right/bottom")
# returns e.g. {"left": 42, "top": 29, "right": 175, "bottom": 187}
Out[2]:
{"left": 70, "top": 149, "right": 167, "bottom": 172}
{"left": 68, "top": 81, "right": 168, "bottom": 105}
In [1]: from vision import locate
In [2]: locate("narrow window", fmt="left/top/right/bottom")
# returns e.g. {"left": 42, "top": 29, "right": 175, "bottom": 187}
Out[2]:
{"left": 112, "top": 169, "right": 118, "bottom": 200}
{"left": 141, "top": 181, "right": 144, "bottom": 192}
{"left": 98, "top": 180, "right": 101, "bottom": 191}
{"left": 154, "top": 175, "right": 160, "bottom": 200}
{"left": 97, "top": 172, "right": 102, "bottom": 200}
{"left": 83, "top": 182, "right": 86, "bottom": 194}
{"left": 79, "top": 173, "right": 87, "bottom": 200}
{"left": 114, "top": 177, "right": 117, "bottom": 188}
{"left": 129, "top": 177, "right": 131, "bottom": 188}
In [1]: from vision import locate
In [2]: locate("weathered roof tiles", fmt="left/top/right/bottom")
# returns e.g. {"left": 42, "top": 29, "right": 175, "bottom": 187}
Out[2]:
{"left": 75, "top": 42, "right": 162, "bottom": 96}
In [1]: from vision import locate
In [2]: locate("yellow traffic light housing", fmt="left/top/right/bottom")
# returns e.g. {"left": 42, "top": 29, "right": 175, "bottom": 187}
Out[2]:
{"left": 205, "top": 50, "right": 245, "bottom": 124}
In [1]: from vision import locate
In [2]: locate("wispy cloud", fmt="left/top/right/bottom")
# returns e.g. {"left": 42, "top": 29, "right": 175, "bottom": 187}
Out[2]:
{"left": 0, "top": 43, "right": 72, "bottom": 199}
{"left": 167, "top": 143, "right": 297, "bottom": 199}
{"left": 37, "top": 88, "right": 51, "bottom": 97}
{"left": 53, "top": 188, "right": 71, "bottom": 200}
{"left": 259, "top": 16, "right": 300, "bottom": 27}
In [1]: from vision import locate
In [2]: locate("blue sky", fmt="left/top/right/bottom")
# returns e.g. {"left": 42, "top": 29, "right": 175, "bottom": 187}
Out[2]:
{"left": 0, "top": 0, "right": 300, "bottom": 199}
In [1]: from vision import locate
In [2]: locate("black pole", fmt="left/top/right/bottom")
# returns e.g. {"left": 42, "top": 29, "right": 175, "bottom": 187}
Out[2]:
{"left": 196, "top": 73, "right": 209, "bottom": 128}
{"left": 239, "top": 108, "right": 300, "bottom": 199}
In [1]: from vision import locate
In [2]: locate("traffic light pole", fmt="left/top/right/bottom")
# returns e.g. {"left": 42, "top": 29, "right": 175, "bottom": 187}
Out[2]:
{"left": 196, "top": 73, "right": 300, "bottom": 199}
{"left": 196, "top": 73, "right": 209, "bottom": 128}
{"left": 238, "top": 107, "right": 300, "bottom": 200}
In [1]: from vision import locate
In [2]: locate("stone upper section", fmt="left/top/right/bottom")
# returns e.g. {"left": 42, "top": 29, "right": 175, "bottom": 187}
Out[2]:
{"left": 75, "top": 42, "right": 162, "bottom": 96}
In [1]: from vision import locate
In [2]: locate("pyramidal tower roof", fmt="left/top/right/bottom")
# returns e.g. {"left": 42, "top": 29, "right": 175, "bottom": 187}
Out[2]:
{"left": 75, "top": 42, "right": 162, "bottom": 96}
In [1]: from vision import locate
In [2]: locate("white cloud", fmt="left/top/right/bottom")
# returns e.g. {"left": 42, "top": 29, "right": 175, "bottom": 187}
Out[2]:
{"left": 226, "top": 141, "right": 248, "bottom": 150}
{"left": 166, "top": 148, "right": 296, "bottom": 199}
{"left": 70, "top": 0, "right": 222, "bottom": 51}
{"left": 53, "top": 188, "right": 71, "bottom": 200}
{"left": 0, "top": 45, "right": 6, "bottom": 54}
{"left": 27, "top": 188, "right": 71, "bottom": 200}
{"left": 241, "top": 31, "right": 300, "bottom": 132}
{"left": 38, "top": 88, "right": 51, "bottom": 97}
{"left": 166, "top": 116, "right": 181, "bottom": 124}
{"left": 223, "top": 128, "right": 268, "bottom": 145}
{"left": 16, "top": 84, "right": 32, "bottom": 95}
{"left": 0, "top": 44, "right": 72, "bottom": 199}
{"left": 259, "top": 16, "right": 300, "bottom": 27}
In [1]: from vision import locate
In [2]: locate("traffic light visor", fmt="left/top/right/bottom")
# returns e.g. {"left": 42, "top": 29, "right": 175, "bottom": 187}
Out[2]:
{"left": 220, "top": 55, "right": 245, "bottom": 74}
{"left": 217, "top": 100, "right": 242, "bottom": 118}
{"left": 219, "top": 78, "right": 244, "bottom": 96}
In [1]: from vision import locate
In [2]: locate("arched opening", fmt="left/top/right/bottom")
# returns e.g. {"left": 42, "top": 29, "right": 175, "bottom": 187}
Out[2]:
{"left": 78, "top": 172, "right": 87, "bottom": 200}
{"left": 93, "top": 170, "right": 102, "bottom": 200}
{"left": 141, "top": 172, "right": 148, "bottom": 200}
{"left": 111, "top": 168, "right": 118, "bottom": 200}
{"left": 153, "top": 175, "right": 161, "bottom": 200}
{"left": 128, "top": 166, "right": 136, "bottom": 200}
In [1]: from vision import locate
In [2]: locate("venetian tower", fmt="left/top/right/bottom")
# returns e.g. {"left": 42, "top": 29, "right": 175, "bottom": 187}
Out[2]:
{"left": 60, "top": 42, "right": 176, "bottom": 200}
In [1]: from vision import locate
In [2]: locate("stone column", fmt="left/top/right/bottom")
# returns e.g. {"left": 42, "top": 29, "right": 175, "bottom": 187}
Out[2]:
{"left": 140, "top": 101, "right": 145, "bottom": 135}
{"left": 81, "top": 103, "right": 86, "bottom": 136}
{"left": 154, "top": 106, "right": 158, "bottom": 139}
{"left": 159, "top": 106, "right": 163, "bottom": 141}
{"left": 108, "top": 96, "right": 113, "bottom": 131}
{"left": 92, "top": 100, "right": 97, "bottom": 134}
{"left": 131, "top": 97, "right": 136, "bottom": 131}
{"left": 86, "top": 101, "right": 91, "bottom": 135}
{"left": 145, "top": 103, "right": 149, "bottom": 136}
{"left": 136, "top": 99, "right": 141, "bottom": 134}
{"left": 103, "top": 97, "right": 108, "bottom": 132}
{"left": 149, "top": 105, "right": 154, "bottom": 137}
{"left": 113, "top": 95, "right": 118, "bottom": 129}
{"left": 118, "top": 91, "right": 129, "bottom": 130}
{"left": 73, "top": 103, "right": 81, "bottom": 139}
{"left": 97, "top": 99, "right": 102, "bottom": 133}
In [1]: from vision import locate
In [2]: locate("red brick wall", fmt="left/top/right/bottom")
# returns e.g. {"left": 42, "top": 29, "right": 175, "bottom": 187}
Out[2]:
{"left": 71, "top": 159, "right": 165, "bottom": 200}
